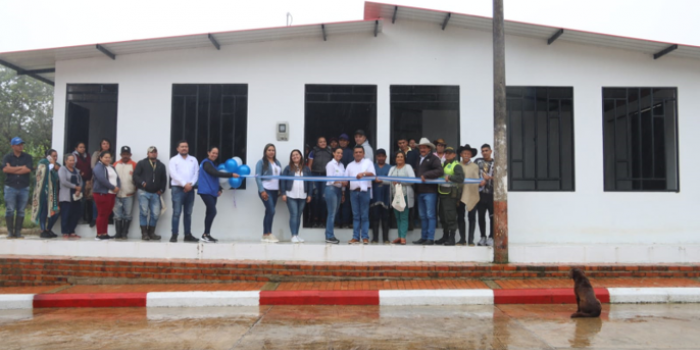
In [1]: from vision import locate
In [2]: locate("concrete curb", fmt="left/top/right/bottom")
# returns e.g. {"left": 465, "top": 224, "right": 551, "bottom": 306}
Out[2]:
{"left": 2, "top": 288, "right": 700, "bottom": 310}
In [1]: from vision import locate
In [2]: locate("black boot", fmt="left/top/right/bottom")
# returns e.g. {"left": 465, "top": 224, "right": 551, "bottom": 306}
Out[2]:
{"left": 381, "top": 219, "right": 390, "bottom": 244}
{"left": 6, "top": 216, "right": 15, "bottom": 239}
{"left": 444, "top": 230, "right": 456, "bottom": 246}
{"left": 170, "top": 234, "right": 178, "bottom": 243}
{"left": 123, "top": 219, "right": 131, "bottom": 238}
{"left": 148, "top": 226, "right": 161, "bottom": 240}
{"left": 435, "top": 229, "right": 449, "bottom": 245}
{"left": 14, "top": 216, "right": 24, "bottom": 239}
{"left": 457, "top": 220, "right": 466, "bottom": 245}
{"left": 140, "top": 226, "right": 150, "bottom": 241}
{"left": 184, "top": 233, "right": 198, "bottom": 243}
{"left": 370, "top": 220, "right": 379, "bottom": 244}
{"left": 113, "top": 220, "right": 123, "bottom": 240}
{"left": 468, "top": 220, "right": 476, "bottom": 246}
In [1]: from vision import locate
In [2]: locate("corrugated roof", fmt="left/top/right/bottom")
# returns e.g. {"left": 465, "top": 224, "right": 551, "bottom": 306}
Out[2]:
{"left": 365, "top": 2, "right": 700, "bottom": 60}
{"left": 2, "top": 1, "right": 699, "bottom": 86}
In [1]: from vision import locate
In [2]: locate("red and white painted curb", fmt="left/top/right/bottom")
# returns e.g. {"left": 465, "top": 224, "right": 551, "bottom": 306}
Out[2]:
{"left": 2, "top": 288, "right": 699, "bottom": 310}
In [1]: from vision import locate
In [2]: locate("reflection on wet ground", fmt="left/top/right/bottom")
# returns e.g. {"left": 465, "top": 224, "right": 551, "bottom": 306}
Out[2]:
{"left": 1, "top": 304, "right": 699, "bottom": 349}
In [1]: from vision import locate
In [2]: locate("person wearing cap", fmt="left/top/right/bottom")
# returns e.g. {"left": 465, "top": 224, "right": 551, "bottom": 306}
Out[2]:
{"left": 370, "top": 148, "right": 391, "bottom": 244}
{"left": 133, "top": 146, "right": 167, "bottom": 241}
{"left": 354, "top": 129, "right": 374, "bottom": 162}
{"left": 413, "top": 137, "right": 444, "bottom": 245}
{"left": 457, "top": 144, "right": 480, "bottom": 246}
{"left": 307, "top": 136, "right": 333, "bottom": 228}
{"left": 112, "top": 146, "right": 138, "bottom": 240}
{"left": 344, "top": 145, "right": 375, "bottom": 244}
{"left": 169, "top": 140, "right": 200, "bottom": 243}
{"left": 336, "top": 133, "right": 354, "bottom": 229}
{"left": 433, "top": 138, "right": 447, "bottom": 165}
{"left": 2, "top": 137, "right": 33, "bottom": 239}
{"left": 475, "top": 144, "right": 495, "bottom": 246}
{"left": 435, "top": 147, "right": 465, "bottom": 246}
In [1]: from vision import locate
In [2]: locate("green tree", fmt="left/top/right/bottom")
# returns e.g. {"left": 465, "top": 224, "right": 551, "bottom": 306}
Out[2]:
{"left": 0, "top": 66, "right": 54, "bottom": 206}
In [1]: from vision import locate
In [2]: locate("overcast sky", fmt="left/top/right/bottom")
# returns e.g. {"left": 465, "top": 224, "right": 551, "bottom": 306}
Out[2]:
{"left": 1, "top": 0, "right": 699, "bottom": 53}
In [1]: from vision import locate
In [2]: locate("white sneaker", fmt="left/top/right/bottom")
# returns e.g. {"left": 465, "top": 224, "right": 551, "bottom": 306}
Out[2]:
{"left": 486, "top": 237, "right": 494, "bottom": 247}
{"left": 265, "top": 234, "right": 279, "bottom": 243}
{"left": 291, "top": 236, "right": 304, "bottom": 243}
{"left": 477, "top": 237, "right": 487, "bottom": 246}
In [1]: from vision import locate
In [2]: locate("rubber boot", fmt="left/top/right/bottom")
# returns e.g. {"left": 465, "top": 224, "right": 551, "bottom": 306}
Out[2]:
{"left": 123, "top": 219, "right": 131, "bottom": 238}
{"left": 468, "top": 220, "right": 476, "bottom": 246}
{"left": 6, "top": 216, "right": 15, "bottom": 238}
{"left": 184, "top": 232, "right": 198, "bottom": 243}
{"left": 140, "top": 226, "right": 150, "bottom": 241}
{"left": 148, "top": 226, "right": 161, "bottom": 240}
{"left": 14, "top": 216, "right": 24, "bottom": 239}
{"left": 370, "top": 220, "right": 379, "bottom": 244}
{"left": 444, "top": 230, "right": 456, "bottom": 246}
{"left": 113, "top": 220, "right": 123, "bottom": 240}
{"left": 381, "top": 218, "right": 390, "bottom": 244}
{"left": 457, "top": 220, "right": 467, "bottom": 245}
{"left": 435, "top": 229, "right": 449, "bottom": 245}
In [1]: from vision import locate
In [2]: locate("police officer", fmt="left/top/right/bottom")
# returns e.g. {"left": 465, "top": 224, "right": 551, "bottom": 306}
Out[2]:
{"left": 435, "top": 147, "right": 464, "bottom": 246}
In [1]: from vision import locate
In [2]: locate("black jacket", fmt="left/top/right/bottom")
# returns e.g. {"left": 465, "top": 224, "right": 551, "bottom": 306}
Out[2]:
{"left": 414, "top": 152, "right": 444, "bottom": 194}
{"left": 133, "top": 158, "right": 168, "bottom": 194}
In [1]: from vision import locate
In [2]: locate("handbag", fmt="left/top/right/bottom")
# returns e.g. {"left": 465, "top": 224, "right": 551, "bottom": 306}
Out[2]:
{"left": 392, "top": 183, "right": 406, "bottom": 212}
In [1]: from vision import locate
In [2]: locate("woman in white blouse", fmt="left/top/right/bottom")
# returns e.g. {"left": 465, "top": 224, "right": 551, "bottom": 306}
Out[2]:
{"left": 280, "top": 150, "right": 312, "bottom": 243}
{"left": 255, "top": 144, "right": 282, "bottom": 243}
{"left": 385, "top": 150, "right": 415, "bottom": 245}
{"left": 323, "top": 148, "right": 346, "bottom": 244}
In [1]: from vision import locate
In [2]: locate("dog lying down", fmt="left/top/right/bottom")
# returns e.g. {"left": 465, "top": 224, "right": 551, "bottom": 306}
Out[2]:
{"left": 570, "top": 268, "right": 602, "bottom": 318}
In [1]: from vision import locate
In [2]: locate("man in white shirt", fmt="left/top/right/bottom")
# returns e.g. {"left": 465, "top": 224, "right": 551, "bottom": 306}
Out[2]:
{"left": 344, "top": 145, "right": 375, "bottom": 244}
{"left": 168, "top": 140, "right": 199, "bottom": 243}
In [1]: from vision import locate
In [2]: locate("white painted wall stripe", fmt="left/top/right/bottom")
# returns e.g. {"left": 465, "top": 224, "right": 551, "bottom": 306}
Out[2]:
{"left": 0, "top": 294, "right": 35, "bottom": 310}
{"left": 146, "top": 291, "right": 260, "bottom": 308}
{"left": 379, "top": 289, "right": 494, "bottom": 306}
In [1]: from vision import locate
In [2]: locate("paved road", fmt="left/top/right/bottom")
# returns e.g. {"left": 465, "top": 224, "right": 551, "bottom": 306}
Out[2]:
{"left": 1, "top": 304, "right": 698, "bottom": 349}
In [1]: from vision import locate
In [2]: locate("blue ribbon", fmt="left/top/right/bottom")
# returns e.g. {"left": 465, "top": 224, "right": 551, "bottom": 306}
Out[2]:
{"left": 241, "top": 174, "right": 482, "bottom": 184}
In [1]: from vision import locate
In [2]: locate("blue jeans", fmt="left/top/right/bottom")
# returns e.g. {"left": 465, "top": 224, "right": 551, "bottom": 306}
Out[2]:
{"left": 38, "top": 202, "right": 59, "bottom": 231}
{"left": 4, "top": 186, "right": 29, "bottom": 218}
{"left": 324, "top": 186, "right": 342, "bottom": 239}
{"left": 417, "top": 193, "right": 438, "bottom": 240}
{"left": 171, "top": 187, "right": 195, "bottom": 235}
{"left": 60, "top": 201, "right": 81, "bottom": 234}
{"left": 113, "top": 196, "right": 134, "bottom": 221}
{"left": 286, "top": 197, "right": 306, "bottom": 236}
{"left": 311, "top": 172, "right": 326, "bottom": 224}
{"left": 350, "top": 190, "right": 370, "bottom": 240}
{"left": 199, "top": 194, "right": 217, "bottom": 234}
{"left": 137, "top": 190, "right": 161, "bottom": 227}
{"left": 258, "top": 190, "right": 278, "bottom": 234}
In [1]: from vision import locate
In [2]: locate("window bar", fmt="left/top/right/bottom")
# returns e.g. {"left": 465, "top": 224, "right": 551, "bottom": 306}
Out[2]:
{"left": 207, "top": 85, "right": 212, "bottom": 155}
{"left": 520, "top": 95, "right": 526, "bottom": 183}
{"left": 232, "top": 98, "right": 237, "bottom": 161}
{"left": 181, "top": 97, "right": 187, "bottom": 144}
{"left": 545, "top": 91, "right": 551, "bottom": 182}
{"left": 649, "top": 90, "right": 655, "bottom": 182}
{"left": 195, "top": 86, "right": 200, "bottom": 159}
{"left": 624, "top": 94, "right": 631, "bottom": 188}
{"left": 533, "top": 89, "right": 539, "bottom": 190}
{"left": 557, "top": 98, "right": 562, "bottom": 188}
{"left": 637, "top": 88, "right": 643, "bottom": 189}
{"left": 219, "top": 90, "right": 224, "bottom": 159}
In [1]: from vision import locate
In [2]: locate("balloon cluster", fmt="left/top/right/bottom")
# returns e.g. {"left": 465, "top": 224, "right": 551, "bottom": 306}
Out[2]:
{"left": 217, "top": 156, "right": 251, "bottom": 189}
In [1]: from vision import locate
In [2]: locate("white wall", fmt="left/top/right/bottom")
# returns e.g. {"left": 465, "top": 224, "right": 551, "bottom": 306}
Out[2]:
{"left": 51, "top": 19, "right": 700, "bottom": 245}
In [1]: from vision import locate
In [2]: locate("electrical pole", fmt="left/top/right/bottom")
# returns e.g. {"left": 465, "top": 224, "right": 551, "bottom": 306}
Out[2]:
{"left": 492, "top": 0, "right": 509, "bottom": 263}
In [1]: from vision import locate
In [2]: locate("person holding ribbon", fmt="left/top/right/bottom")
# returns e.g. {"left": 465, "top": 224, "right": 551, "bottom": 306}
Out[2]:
{"left": 198, "top": 146, "right": 239, "bottom": 243}
{"left": 475, "top": 144, "right": 495, "bottom": 246}
{"left": 457, "top": 144, "right": 480, "bottom": 246}
{"left": 386, "top": 150, "right": 415, "bottom": 245}
{"left": 435, "top": 146, "right": 464, "bottom": 246}
{"left": 322, "top": 147, "right": 345, "bottom": 244}
{"left": 344, "top": 145, "right": 375, "bottom": 244}
{"left": 256, "top": 143, "right": 282, "bottom": 243}
{"left": 413, "top": 138, "right": 444, "bottom": 245}
{"left": 280, "top": 149, "right": 312, "bottom": 243}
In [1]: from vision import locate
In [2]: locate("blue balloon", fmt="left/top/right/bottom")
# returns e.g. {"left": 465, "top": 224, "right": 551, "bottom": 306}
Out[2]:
{"left": 217, "top": 164, "right": 226, "bottom": 171}
{"left": 238, "top": 164, "right": 251, "bottom": 176}
{"left": 225, "top": 159, "right": 239, "bottom": 173}
{"left": 228, "top": 177, "right": 243, "bottom": 189}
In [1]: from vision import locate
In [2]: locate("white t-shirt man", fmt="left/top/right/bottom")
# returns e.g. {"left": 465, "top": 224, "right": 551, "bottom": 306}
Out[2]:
{"left": 344, "top": 158, "right": 374, "bottom": 192}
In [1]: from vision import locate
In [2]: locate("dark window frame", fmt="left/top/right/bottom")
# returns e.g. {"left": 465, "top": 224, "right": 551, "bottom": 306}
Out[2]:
{"left": 602, "top": 87, "right": 680, "bottom": 192}
{"left": 170, "top": 84, "right": 248, "bottom": 189}
{"left": 64, "top": 83, "right": 119, "bottom": 155}
{"left": 506, "top": 86, "right": 575, "bottom": 192}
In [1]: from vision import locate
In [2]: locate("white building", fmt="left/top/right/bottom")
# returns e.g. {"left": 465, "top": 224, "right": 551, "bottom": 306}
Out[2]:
{"left": 2, "top": 2, "right": 699, "bottom": 262}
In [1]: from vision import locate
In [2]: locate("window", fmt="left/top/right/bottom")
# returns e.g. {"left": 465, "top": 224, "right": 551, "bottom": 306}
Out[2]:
{"left": 171, "top": 84, "right": 248, "bottom": 188}
{"left": 390, "top": 85, "right": 459, "bottom": 162}
{"left": 304, "top": 85, "right": 377, "bottom": 150}
{"left": 602, "top": 87, "right": 679, "bottom": 191}
{"left": 506, "top": 87, "right": 575, "bottom": 191}
{"left": 64, "top": 84, "right": 118, "bottom": 155}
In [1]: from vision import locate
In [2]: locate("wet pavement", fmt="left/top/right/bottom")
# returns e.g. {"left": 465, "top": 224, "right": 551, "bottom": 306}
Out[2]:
{"left": 1, "top": 304, "right": 699, "bottom": 349}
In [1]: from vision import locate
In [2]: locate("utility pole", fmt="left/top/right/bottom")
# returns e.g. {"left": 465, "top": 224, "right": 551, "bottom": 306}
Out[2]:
{"left": 492, "top": 0, "right": 509, "bottom": 263}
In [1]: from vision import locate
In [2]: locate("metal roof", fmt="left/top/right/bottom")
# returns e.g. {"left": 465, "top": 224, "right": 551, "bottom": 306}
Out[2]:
{"left": 0, "top": 19, "right": 384, "bottom": 86}
{"left": 365, "top": 2, "right": 700, "bottom": 60}
{"left": 2, "top": 1, "right": 699, "bottom": 86}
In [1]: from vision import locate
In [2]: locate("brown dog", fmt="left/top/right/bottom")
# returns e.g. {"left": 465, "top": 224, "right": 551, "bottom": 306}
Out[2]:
{"left": 570, "top": 268, "right": 602, "bottom": 318}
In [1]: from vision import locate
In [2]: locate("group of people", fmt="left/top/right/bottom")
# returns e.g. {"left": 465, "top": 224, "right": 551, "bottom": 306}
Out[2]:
{"left": 3, "top": 131, "right": 495, "bottom": 246}
{"left": 255, "top": 130, "right": 495, "bottom": 246}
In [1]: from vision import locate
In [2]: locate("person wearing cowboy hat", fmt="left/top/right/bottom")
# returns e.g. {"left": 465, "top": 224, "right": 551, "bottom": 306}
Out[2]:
{"left": 436, "top": 146, "right": 465, "bottom": 246}
{"left": 433, "top": 138, "right": 447, "bottom": 165}
{"left": 457, "top": 144, "right": 480, "bottom": 246}
{"left": 412, "top": 137, "right": 444, "bottom": 245}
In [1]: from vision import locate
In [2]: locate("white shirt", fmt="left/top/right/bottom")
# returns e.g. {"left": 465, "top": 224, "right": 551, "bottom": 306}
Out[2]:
{"left": 344, "top": 158, "right": 374, "bottom": 192}
{"left": 286, "top": 170, "right": 307, "bottom": 199}
{"left": 325, "top": 159, "right": 345, "bottom": 187}
{"left": 263, "top": 162, "right": 281, "bottom": 190}
{"left": 106, "top": 166, "right": 119, "bottom": 194}
{"left": 169, "top": 154, "right": 199, "bottom": 187}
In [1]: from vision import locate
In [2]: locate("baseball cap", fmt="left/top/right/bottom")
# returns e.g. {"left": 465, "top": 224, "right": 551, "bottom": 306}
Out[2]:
{"left": 355, "top": 129, "right": 366, "bottom": 137}
{"left": 120, "top": 146, "right": 132, "bottom": 155}
{"left": 339, "top": 133, "right": 349, "bottom": 140}
{"left": 445, "top": 146, "right": 456, "bottom": 153}
{"left": 147, "top": 146, "right": 158, "bottom": 153}
{"left": 10, "top": 137, "right": 24, "bottom": 146}
{"left": 376, "top": 148, "right": 387, "bottom": 156}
